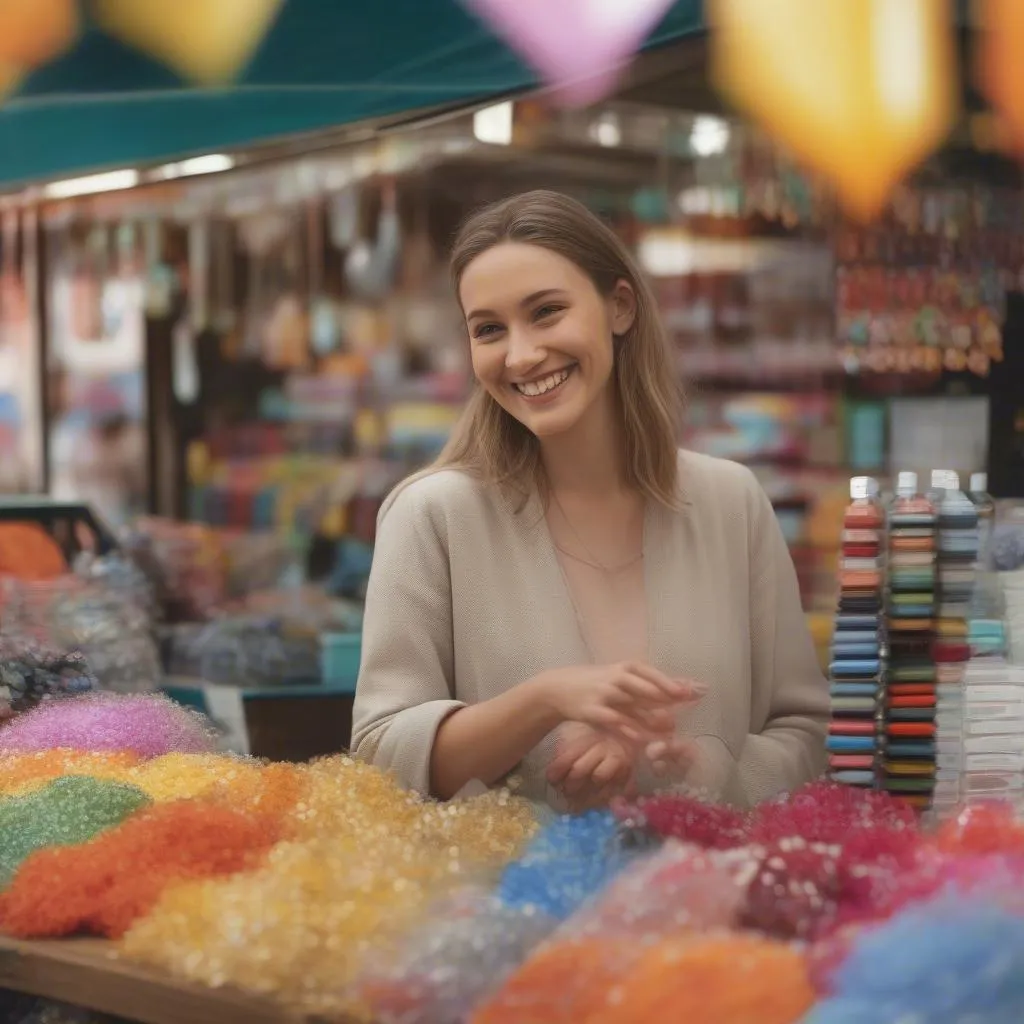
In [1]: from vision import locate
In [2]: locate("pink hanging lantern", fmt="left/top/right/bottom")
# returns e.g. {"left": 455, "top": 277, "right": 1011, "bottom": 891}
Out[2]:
{"left": 460, "top": 0, "right": 675, "bottom": 107}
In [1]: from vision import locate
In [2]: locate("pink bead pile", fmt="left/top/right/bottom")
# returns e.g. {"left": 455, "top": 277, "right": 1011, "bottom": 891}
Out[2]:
{"left": 0, "top": 694, "right": 217, "bottom": 758}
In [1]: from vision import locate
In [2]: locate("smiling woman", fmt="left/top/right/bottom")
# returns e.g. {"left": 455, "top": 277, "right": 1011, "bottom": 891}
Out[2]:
{"left": 351, "top": 190, "right": 828, "bottom": 814}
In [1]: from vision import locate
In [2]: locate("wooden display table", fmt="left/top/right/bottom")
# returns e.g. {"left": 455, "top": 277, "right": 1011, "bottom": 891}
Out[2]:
{"left": 0, "top": 936, "right": 313, "bottom": 1024}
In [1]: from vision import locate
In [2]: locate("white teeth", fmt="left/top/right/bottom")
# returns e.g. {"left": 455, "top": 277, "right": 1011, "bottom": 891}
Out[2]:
{"left": 515, "top": 368, "right": 570, "bottom": 397}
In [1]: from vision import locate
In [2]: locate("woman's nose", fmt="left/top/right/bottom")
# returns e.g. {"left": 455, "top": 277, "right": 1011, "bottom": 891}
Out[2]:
{"left": 504, "top": 329, "right": 545, "bottom": 374}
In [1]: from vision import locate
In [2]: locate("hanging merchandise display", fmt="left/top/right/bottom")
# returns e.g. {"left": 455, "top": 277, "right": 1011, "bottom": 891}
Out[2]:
{"left": 708, "top": 0, "right": 959, "bottom": 221}
{"left": 833, "top": 188, "right": 1014, "bottom": 379}
{"left": 884, "top": 472, "right": 938, "bottom": 810}
{"left": 458, "top": 0, "right": 676, "bottom": 106}
{"left": 826, "top": 477, "right": 885, "bottom": 790}
{"left": 92, "top": 0, "right": 285, "bottom": 85}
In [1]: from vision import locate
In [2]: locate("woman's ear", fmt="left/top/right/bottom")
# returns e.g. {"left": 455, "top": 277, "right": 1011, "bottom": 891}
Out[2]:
{"left": 609, "top": 279, "right": 637, "bottom": 337}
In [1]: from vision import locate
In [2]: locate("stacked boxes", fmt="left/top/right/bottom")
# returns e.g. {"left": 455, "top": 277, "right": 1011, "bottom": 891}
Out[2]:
{"left": 827, "top": 477, "right": 885, "bottom": 790}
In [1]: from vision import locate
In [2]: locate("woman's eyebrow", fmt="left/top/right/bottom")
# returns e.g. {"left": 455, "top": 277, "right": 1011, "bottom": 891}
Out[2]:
{"left": 466, "top": 289, "right": 567, "bottom": 322}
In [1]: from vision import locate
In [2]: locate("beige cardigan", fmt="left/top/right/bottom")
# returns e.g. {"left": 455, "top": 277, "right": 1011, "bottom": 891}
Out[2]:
{"left": 352, "top": 450, "right": 828, "bottom": 809}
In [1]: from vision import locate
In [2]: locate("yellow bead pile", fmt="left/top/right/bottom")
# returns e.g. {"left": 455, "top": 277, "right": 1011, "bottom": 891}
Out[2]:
{"left": 120, "top": 756, "right": 538, "bottom": 1016}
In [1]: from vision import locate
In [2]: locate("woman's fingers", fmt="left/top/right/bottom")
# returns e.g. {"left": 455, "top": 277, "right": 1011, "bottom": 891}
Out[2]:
{"left": 624, "top": 663, "right": 707, "bottom": 702}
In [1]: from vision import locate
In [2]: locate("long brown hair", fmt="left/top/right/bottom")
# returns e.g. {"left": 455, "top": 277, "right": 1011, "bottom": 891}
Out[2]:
{"left": 435, "top": 190, "right": 682, "bottom": 507}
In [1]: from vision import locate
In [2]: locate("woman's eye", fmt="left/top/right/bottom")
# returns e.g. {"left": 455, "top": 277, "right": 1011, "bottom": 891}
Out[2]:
{"left": 534, "top": 304, "right": 564, "bottom": 322}
{"left": 472, "top": 323, "right": 503, "bottom": 340}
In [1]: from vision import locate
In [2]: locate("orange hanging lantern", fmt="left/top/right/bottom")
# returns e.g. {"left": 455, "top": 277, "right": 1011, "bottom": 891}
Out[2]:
{"left": 0, "top": 0, "right": 79, "bottom": 98}
{"left": 709, "top": 0, "right": 959, "bottom": 221}
{"left": 975, "top": 0, "right": 1024, "bottom": 156}
{"left": 93, "top": 0, "right": 284, "bottom": 85}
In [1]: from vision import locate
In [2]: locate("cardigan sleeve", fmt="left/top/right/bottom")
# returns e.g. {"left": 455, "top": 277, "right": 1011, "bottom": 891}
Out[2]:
{"left": 350, "top": 479, "right": 464, "bottom": 794}
{"left": 723, "top": 473, "right": 829, "bottom": 806}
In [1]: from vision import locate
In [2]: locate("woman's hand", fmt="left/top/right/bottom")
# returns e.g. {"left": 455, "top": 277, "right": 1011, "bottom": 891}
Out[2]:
{"left": 547, "top": 722, "right": 696, "bottom": 810}
{"left": 547, "top": 723, "right": 637, "bottom": 811}
{"left": 538, "top": 661, "right": 704, "bottom": 744}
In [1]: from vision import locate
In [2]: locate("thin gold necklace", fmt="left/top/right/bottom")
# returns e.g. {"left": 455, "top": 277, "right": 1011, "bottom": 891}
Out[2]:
{"left": 550, "top": 490, "right": 644, "bottom": 574}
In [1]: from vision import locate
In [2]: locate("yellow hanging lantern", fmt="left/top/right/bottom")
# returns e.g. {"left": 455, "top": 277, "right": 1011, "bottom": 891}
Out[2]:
{"left": 93, "top": 0, "right": 284, "bottom": 85}
{"left": 0, "top": 0, "right": 79, "bottom": 98}
{"left": 708, "top": 0, "right": 959, "bottom": 221}
{"left": 975, "top": 0, "right": 1024, "bottom": 156}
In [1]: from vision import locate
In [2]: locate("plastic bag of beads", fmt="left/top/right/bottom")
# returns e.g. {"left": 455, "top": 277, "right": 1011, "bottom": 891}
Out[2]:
{"left": 352, "top": 888, "right": 557, "bottom": 1024}
{"left": 2, "top": 574, "right": 160, "bottom": 694}
{"left": 163, "top": 615, "right": 321, "bottom": 686}
{"left": 0, "top": 775, "right": 149, "bottom": 887}
{"left": 0, "top": 693, "right": 218, "bottom": 758}
{"left": 0, "top": 637, "right": 96, "bottom": 720}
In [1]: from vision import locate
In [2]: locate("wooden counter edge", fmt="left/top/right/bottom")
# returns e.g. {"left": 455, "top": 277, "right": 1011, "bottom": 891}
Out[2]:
{"left": 0, "top": 935, "right": 314, "bottom": 1024}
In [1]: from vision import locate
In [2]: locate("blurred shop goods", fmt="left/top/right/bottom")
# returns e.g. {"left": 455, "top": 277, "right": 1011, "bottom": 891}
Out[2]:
{"left": 163, "top": 616, "right": 321, "bottom": 688}
{"left": 834, "top": 187, "right": 1019, "bottom": 380}
{"left": 1, "top": 556, "right": 160, "bottom": 696}
{"left": 0, "top": 636, "right": 95, "bottom": 720}
{"left": 0, "top": 524, "right": 66, "bottom": 582}
{"left": 46, "top": 224, "right": 148, "bottom": 530}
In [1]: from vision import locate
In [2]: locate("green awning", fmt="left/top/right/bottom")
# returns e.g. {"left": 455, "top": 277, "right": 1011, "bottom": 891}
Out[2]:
{"left": 0, "top": 0, "right": 704, "bottom": 189}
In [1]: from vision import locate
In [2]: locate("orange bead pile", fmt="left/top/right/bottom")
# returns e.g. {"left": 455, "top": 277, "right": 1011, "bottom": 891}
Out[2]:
{"left": 0, "top": 798, "right": 285, "bottom": 938}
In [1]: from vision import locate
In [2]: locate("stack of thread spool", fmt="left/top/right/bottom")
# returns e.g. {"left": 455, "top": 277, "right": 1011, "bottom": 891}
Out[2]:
{"left": 883, "top": 471, "right": 938, "bottom": 811}
{"left": 826, "top": 477, "right": 885, "bottom": 791}
{"left": 932, "top": 471, "right": 978, "bottom": 818}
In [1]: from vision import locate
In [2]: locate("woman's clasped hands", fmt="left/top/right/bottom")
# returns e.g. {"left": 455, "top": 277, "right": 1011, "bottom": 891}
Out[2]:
{"left": 538, "top": 661, "right": 705, "bottom": 811}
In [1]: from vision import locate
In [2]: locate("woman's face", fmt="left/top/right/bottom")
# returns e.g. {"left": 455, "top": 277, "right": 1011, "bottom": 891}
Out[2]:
{"left": 459, "top": 242, "right": 635, "bottom": 440}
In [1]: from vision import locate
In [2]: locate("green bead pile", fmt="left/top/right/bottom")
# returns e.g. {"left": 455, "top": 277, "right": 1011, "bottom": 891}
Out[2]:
{"left": 0, "top": 776, "right": 150, "bottom": 887}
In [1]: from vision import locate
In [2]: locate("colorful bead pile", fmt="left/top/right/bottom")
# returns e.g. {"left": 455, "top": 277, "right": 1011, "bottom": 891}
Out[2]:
{"left": 0, "top": 799, "right": 285, "bottom": 938}
{"left": 8, "top": 695, "right": 1024, "bottom": 1019}
{"left": 0, "top": 693, "right": 217, "bottom": 758}
{"left": 0, "top": 749, "right": 141, "bottom": 797}
{"left": 352, "top": 890, "right": 556, "bottom": 1024}
{"left": 496, "top": 812, "right": 633, "bottom": 920}
{"left": 826, "top": 477, "right": 886, "bottom": 790}
{"left": 0, "top": 776, "right": 149, "bottom": 886}
{"left": 120, "top": 757, "right": 538, "bottom": 1018}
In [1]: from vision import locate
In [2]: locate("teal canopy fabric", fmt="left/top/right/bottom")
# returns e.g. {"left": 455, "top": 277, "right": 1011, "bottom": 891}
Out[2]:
{"left": 0, "top": 0, "right": 704, "bottom": 189}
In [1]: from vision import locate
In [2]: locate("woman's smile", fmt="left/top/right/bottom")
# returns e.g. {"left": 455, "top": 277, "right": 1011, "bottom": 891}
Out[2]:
{"left": 512, "top": 363, "right": 577, "bottom": 403}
